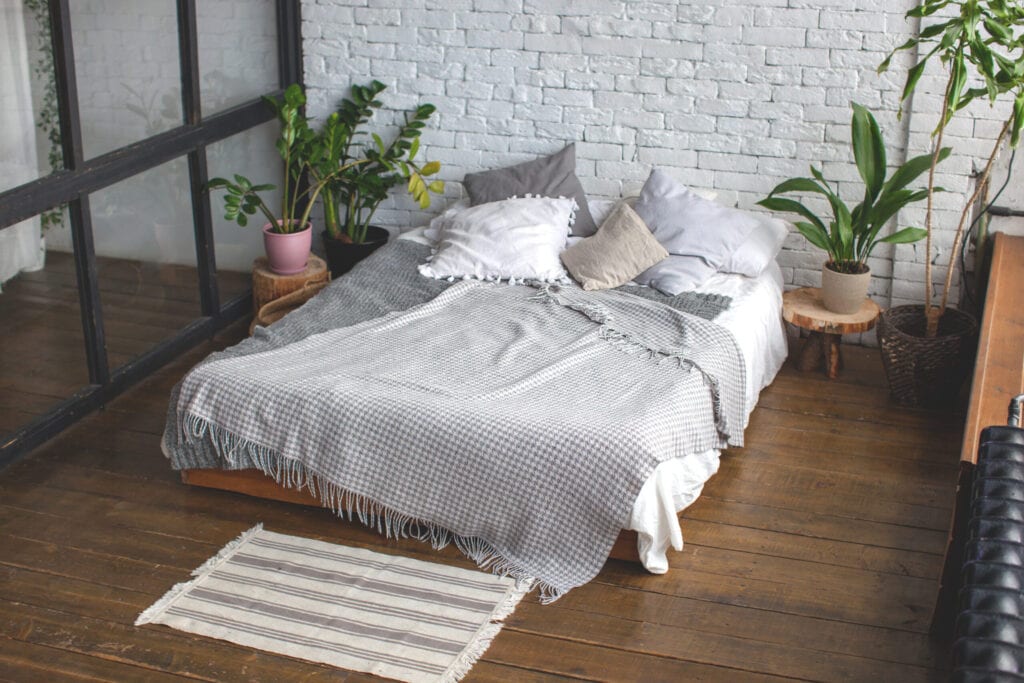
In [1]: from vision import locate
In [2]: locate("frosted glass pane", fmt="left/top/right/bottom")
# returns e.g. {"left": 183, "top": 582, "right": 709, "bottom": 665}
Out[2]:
{"left": 197, "top": 0, "right": 279, "bottom": 117}
{"left": 86, "top": 157, "right": 204, "bottom": 367}
{"left": 71, "top": 1, "right": 182, "bottom": 159}
{"left": 0, "top": 213, "right": 89, "bottom": 440}
{"left": 207, "top": 121, "right": 283, "bottom": 303}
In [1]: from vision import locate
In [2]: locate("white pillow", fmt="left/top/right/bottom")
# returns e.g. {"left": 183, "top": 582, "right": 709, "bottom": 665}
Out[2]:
{"left": 588, "top": 190, "right": 718, "bottom": 230}
{"left": 634, "top": 169, "right": 758, "bottom": 269}
{"left": 418, "top": 196, "right": 575, "bottom": 283}
{"left": 725, "top": 215, "right": 790, "bottom": 278}
{"left": 423, "top": 199, "right": 471, "bottom": 243}
{"left": 633, "top": 255, "right": 717, "bottom": 295}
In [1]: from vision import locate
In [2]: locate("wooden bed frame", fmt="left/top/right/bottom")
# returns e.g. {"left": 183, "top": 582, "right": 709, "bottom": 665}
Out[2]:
{"left": 181, "top": 467, "right": 644, "bottom": 564}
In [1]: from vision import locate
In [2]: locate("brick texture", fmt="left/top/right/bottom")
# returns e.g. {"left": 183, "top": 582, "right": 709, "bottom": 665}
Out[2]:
{"left": 303, "top": 0, "right": 1014, "bottom": 324}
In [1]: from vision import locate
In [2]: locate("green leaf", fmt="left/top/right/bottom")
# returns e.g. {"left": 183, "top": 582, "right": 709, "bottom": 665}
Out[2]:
{"left": 878, "top": 226, "right": 928, "bottom": 243}
{"left": 884, "top": 147, "right": 951, "bottom": 193}
{"left": 794, "top": 221, "right": 833, "bottom": 252}
{"left": 766, "top": 177, "right": 828, "bottom": 196}
{"left": 902, "top": 57, "right": 930, "bottom": 104}
{"left": 946, "top": 54, "right": 968, "bottom": 123}
{"left": 1012, "top": 91, "right": 1024, "bottom": 147}
{"left": 851, "top": 103, "right": 886, "bottom": 199}
{"left": 756, "top": 196, "right": 828, "bottom": 235}
{"left": 832, "top": 198, "right": 854, "bottom": 255}
{"left": 809, "top": 165, "right": 830, "bottom": 189}
{"left": 408, "top": 136, "right": 420, "bottom": 161}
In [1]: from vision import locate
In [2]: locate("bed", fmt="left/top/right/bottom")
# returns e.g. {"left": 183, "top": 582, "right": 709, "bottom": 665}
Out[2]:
{"left": 164, "top": 166, "right": 789, "bottom": 602}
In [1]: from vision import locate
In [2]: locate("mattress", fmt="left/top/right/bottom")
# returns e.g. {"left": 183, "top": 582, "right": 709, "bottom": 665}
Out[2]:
{"left": 399, "top": 228, "right": 788, "bottom": 572}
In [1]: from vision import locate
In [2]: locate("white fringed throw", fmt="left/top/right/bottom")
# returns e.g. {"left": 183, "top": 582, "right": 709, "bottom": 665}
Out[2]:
{"left": 137, "top": 525, "right": 528, "bottom": 683}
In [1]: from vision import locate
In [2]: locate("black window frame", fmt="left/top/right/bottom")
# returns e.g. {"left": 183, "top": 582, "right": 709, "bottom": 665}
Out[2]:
{"left": 0, "top": 0, "right": 302, "bottom": 465}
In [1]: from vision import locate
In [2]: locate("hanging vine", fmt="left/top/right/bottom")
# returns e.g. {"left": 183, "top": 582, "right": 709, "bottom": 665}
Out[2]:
{"left": 23, "top": 0, "right": 65, "bottom": 233}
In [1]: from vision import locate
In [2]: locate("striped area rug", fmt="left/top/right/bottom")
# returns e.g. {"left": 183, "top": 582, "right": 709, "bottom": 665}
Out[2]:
{"left": 136, "top": 525, "right": 530, "bottom": 683}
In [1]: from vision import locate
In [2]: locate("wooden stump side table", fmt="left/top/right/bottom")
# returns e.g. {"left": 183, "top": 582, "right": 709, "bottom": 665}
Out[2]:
{"left": 782, "top": 287, "right": 881, "bottom": 379}
{"left": 252, "top": 255, "right": 330, "bottom": 313}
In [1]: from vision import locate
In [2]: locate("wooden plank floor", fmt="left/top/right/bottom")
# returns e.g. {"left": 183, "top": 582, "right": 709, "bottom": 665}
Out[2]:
{"left": 0, "top": 325, "right": 959, "bottom": 681}
{"left": 0, "top": 251, "right": 249, "bottom": 438}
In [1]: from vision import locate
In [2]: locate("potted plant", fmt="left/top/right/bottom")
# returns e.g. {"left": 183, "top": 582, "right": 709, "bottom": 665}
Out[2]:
{"left": 875, "top": 0, "right": 1024, "bottom": 404}
{"left": 758, "top": 103, "right": 946, "bottom": 313}
{"left": 208, "top": 84, "right": 331, "bottom": 275}
{"left": 315, "top": 80, "right": 444, "bottom": 277}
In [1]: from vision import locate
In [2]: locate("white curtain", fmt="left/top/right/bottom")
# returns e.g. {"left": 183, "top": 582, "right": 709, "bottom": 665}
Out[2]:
{"left": 0, "top": 0, "right": 45, "bottom": 289}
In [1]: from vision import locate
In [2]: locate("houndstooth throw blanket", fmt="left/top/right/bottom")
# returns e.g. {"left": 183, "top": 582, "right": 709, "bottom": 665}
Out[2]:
{"left": 164, "top": 241, "right": 743, "bottom": 601}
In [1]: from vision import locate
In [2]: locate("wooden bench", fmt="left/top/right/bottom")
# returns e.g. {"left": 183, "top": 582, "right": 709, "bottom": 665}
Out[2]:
{"left": 933, "top": 231, "right": 1024, "bottom": 635}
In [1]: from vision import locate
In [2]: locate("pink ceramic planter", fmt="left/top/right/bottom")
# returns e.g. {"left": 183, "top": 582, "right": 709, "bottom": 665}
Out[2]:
{"left": 263, "top": 221, "right": 312, "bottom": 274}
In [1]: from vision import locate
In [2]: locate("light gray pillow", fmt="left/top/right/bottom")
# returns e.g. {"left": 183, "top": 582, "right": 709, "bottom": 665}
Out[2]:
{"left": 633, "top": 168, "right": 760, "bottom": 269}
{"left": 561, "top": 202, "right": 668, "bottom": 291}
{"left": 463, "top": 143, "right": 597, "bottom": 237}
{"left": 633, "top": 255, "right": 717, "bottom": 296}
{"left": 725, "top": 215, "right": 790, "bottom": 277}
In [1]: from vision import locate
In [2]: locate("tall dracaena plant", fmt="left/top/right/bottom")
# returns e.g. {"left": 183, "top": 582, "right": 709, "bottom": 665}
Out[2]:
{"left": 879, "top": 0, "right": 1024, "bottom": 336}
{"left": 758, "top": 103, "right": 946, "bottom": 273}
{"left": 209, "top": 84, "right": 334, "bottom": 234}
{"left": 318, "top": 81, "right": 444, "bottom": 245}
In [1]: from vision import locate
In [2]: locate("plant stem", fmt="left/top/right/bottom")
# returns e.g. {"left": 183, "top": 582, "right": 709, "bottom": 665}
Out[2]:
{"left": 255, "top": 195, "right": 278, "bottom": 227}
{"left": 923, "top": 58, "right": 957, "bottom": 336}
{"left": 323, "top": 187, "right": 339, "bottom": 239}
{"left": 935, "top": 116, "right": 1011, "bottom": 319}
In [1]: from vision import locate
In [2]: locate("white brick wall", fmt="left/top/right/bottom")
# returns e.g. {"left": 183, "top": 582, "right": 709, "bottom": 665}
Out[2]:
{"left": 302, "top": 0, "right": 1014, "bottom": 318}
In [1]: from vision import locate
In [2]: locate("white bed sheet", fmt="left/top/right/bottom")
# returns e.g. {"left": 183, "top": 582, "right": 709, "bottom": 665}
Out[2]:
{"left": 398, "top": 228, "right": 788, "bottom": 572}
{"left": 627, "top": 263, "right": 787, "bottom": 572}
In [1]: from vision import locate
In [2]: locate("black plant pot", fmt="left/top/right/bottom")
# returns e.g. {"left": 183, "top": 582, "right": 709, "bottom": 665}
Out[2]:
{"left": 877, "top": 305, "right": 978, "bottom": 407}
{"left": 321, "top": 225, "right": 390, "bottom": 278}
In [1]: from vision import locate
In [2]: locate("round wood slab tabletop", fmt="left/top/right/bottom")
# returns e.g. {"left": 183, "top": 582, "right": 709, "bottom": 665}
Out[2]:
{"left": 782, "top": 287, "right": 881, "bottom": 335}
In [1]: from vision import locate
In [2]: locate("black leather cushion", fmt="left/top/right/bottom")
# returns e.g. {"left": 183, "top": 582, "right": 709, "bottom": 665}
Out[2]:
{"left": 955, "top": 430, "right": 1024, "bottom": 679}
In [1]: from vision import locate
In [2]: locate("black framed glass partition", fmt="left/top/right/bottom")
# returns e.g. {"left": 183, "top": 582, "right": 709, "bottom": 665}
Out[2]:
{"left": 0, "top": 0, "right": 302, "bottom": 465}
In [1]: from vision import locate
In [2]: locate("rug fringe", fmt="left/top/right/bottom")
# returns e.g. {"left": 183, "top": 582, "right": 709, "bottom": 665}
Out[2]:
{"left": 179, "top": 415, "right": 550, "bottom": 602}
{"left": 439, "top": 579, "right": 532, "bottom": 683}
{"left": 135, "top": 524, "right": 263, "bottom": 627}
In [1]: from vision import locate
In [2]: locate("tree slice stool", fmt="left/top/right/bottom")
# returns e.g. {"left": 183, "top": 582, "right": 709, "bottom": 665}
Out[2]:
{"left": 252, "top": 254, "right": 330, "bottom": 313}
{"left": 782, "top": 287, "right": 881, "bottom": 379}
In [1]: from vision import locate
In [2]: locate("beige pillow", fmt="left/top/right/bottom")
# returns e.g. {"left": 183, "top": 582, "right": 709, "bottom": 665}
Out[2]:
{"left": 561, "top": 202, "right": 668, "bottom": 290}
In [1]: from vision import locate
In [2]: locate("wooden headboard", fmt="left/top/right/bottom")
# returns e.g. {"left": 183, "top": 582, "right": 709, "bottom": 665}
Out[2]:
{"left": 933, "top": 231, "right": 1024, "bottom": 637}
{"left": 960, "top": 231, "right": 1024, "bottom": 464}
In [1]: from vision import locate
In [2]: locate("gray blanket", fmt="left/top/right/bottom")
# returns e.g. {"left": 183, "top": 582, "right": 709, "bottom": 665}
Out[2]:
{"left": 163, "top": 240, "right": 742, "bottom": 600}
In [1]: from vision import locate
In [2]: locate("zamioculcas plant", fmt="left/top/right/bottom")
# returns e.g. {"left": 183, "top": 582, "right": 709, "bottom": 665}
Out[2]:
{"left": 316, "top": 80, "right": 444, "bottom": 245}
{"left": 209, "top": 84, "right": 338, "bottom": 233}
{"left": 878, "top": 0, "right": 1024, "bottom": 335}
{"left": 758, "top": 103, "right": 947, "bottom": 274}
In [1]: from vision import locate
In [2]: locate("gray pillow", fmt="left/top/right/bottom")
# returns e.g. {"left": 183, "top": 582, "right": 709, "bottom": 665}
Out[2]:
{"left": 561, "top": 202, "right": 668, "bottom": 290}
{"left": 633, "top": 168, "right": 760, "bottom": 268}
{"left": 463, "top": 143, "right": 597, "bottom": 237}
{"left": 633, "top": 255, "right": 717, "bottom": 296}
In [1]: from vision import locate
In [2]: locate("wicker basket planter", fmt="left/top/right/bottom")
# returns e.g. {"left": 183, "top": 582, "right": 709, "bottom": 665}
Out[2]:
{"left": 877, "top": 305, "right": 978, "bottom": 407}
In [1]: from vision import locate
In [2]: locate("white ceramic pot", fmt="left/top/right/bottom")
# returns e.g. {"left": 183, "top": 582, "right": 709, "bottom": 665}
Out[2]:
{"left": 821, "top": 262, "right": 870, "bottom": 314}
